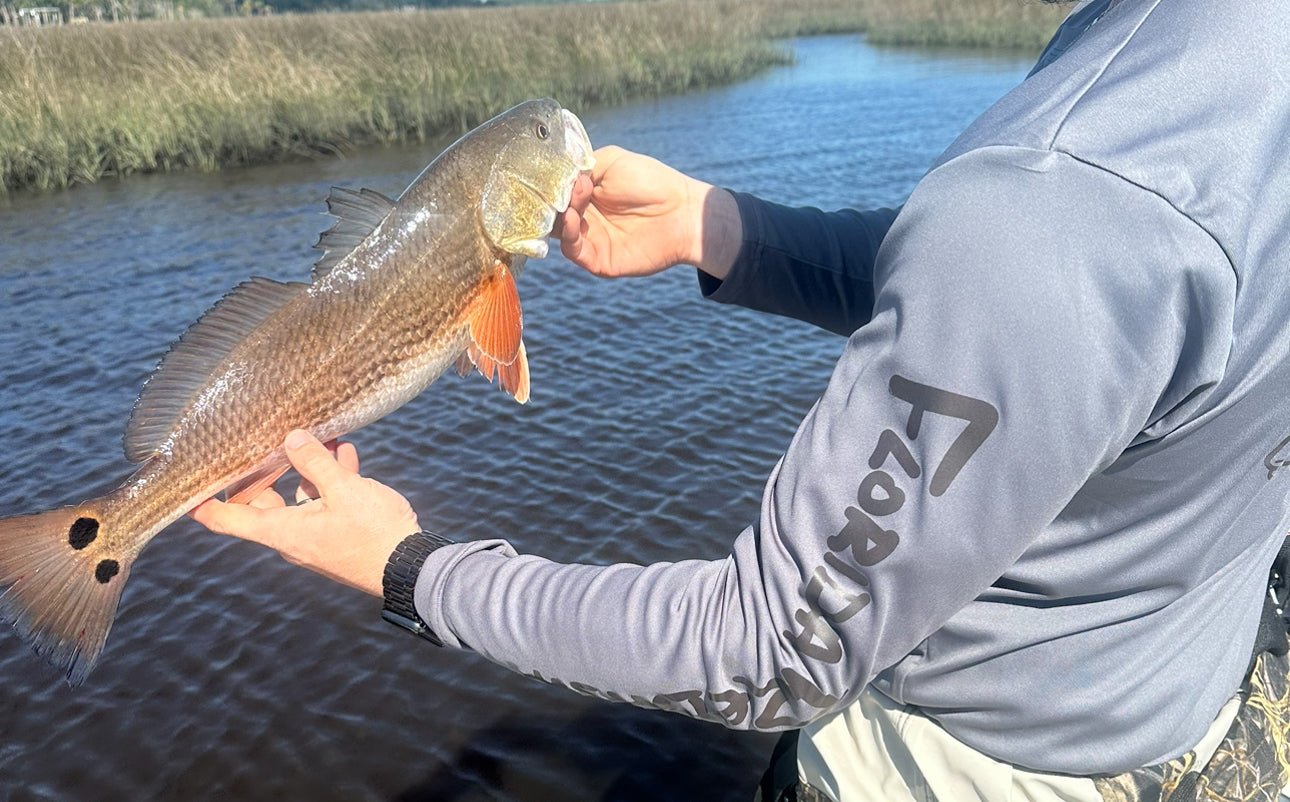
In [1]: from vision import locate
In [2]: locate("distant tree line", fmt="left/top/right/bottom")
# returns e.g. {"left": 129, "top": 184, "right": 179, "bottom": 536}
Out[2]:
{"left": 0, "top": 0, "right": 493, "bottom": 24}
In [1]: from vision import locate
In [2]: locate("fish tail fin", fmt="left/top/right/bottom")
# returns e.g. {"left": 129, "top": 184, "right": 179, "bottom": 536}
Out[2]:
{"left": 0, "top": 503, "right": 133, "bottom": 686}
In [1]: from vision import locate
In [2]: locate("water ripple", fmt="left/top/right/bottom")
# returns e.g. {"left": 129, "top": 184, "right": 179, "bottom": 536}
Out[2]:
{"left": 0, "top": 36, "right": 1032, "bottom": 801}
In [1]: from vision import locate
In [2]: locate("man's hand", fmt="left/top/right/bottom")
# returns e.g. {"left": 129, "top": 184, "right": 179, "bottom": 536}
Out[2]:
{"left": 556, "top": 145, "right": 743, "bottom": 281}
{"left": 190, "top": 430, "right": 420, "bottom": 598}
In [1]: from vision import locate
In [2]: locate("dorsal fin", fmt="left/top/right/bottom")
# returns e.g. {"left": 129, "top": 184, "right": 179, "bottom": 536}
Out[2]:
{"left": 124, "top": 277, "right": 306, "bottom": 463}
{"left": 312, "top": 187, "right": 397, "bottom": 281}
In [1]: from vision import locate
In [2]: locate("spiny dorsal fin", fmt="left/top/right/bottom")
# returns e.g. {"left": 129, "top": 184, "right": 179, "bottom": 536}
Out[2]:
{"left": 124, "top": 277, "right": 306, "bottom": 463}
{"left": 312, "top": 187, "right": 397, "bottom": 282}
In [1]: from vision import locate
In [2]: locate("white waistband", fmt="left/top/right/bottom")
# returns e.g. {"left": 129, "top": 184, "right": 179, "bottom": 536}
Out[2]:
{"left": 796, "top": 685, "right": 1242, "bottom": 802}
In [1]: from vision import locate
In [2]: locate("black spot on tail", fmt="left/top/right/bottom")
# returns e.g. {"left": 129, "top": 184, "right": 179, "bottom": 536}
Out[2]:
{"left": 94, "top": 560, "right": 120, "bottom": 584}
{"left": 68, "top": 517, "right": 99, "bottom": 550}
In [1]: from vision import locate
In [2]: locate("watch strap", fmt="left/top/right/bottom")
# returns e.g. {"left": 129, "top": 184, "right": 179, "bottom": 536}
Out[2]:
{"left": 381, "top": 530, "right": 454, "bottom": 646}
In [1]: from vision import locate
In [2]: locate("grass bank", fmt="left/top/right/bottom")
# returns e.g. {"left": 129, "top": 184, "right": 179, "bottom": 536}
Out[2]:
{"left": 0, "top": 2, "right": 782, "bottom": 193}
{"left": 0, "top": 0, "right": 1069, "bottom": 194}
{"left": 756, "top": 0, "right": 1070, "bottom": 50}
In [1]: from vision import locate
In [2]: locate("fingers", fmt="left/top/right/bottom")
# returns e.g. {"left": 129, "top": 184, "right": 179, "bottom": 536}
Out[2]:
{"left": 191, "top": 432, "right": 360, "bottom": 524}
{"left": 590, "top": 145, "right": 626, "bottom": 180}
{"left": 557, "top": 147, "right": 641, "bottom": 273}
{"left": 295, "top": 438, "right": 359, "bottom": 503}
{"left": 335, "top": 441, "right": 359, "bottom": 473}
{"left": 189, "top": 497, "right": 277, "bottom": 546}
{"left": 284, "top": 429, "right": 353, "bottom": 499}
{"left": 556, "top": 174, "right": 593, "bottom": 264}
{"left": 568, "top": 171, "right": 594, "bottom": 214}
{"left": 189, "top": 429, "right": 420, "bottom": 597}
{"left": 552, "top": 168, "right": 591, "bottom": 235}
{"left": 558, "top": 209, "right": 588, "bottom": 266}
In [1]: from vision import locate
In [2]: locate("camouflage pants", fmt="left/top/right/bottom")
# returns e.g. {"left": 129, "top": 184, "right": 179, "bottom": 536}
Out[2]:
{"left": 756, "top": 649, "right": 1290, "bottom": 802}
{"left": 1092, "top": 648, "right": 1290, "bottom": 802}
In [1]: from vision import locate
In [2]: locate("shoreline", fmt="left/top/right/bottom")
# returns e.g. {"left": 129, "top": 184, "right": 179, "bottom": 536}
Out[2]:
{"left": 0, "top": 0, "right": 1068, "bottom": 194}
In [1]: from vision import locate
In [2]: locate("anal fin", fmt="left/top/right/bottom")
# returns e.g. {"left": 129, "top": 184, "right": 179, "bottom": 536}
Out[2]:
{"left": 223, "top": 464, "right": 290, "bottom": 505}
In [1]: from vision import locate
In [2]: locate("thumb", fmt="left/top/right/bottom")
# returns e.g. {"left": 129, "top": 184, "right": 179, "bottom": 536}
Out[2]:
{"left": 285, "top": 429, "right": 352, "bottom": 495}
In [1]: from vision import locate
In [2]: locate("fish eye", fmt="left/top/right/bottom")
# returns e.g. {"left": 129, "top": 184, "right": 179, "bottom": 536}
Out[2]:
{"left": 535, "top": 122, "right": 550, "bottom": 140}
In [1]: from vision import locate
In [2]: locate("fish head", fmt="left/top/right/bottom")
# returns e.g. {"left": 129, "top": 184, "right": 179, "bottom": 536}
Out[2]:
{"left": 478, "top": 98, "right": 595, "bottom": 260}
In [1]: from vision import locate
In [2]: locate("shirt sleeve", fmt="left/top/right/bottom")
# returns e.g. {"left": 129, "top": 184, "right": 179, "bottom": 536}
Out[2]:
{"left": 413, "top": 146, "right": 1234, "bottom": 731}
{"left": 697, "top": 193, "right": 900, "bottom": 336}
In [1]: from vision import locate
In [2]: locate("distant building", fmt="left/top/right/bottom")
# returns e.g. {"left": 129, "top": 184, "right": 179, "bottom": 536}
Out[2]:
{"left": 17, "top": 5, "right": 63, "bottom": 24}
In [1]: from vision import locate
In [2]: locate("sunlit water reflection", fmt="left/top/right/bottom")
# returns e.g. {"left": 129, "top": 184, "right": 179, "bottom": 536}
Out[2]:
{"left": 0, "top": 36, "right": 1033, "bottom": 801}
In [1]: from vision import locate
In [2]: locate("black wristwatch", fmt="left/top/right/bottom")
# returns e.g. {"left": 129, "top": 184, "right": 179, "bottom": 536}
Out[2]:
{"left": 381, "top": 530, "right": 454, "bottom": 646}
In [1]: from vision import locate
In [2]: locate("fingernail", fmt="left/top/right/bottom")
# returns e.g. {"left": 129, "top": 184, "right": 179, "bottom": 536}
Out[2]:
{"left": 285, "top": 429, "right": 311, "bottom": 450}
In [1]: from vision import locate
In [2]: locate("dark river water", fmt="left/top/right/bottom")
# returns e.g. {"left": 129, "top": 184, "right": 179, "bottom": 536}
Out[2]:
{"left": 0, "top": 36, "right": 1034, "bottom": 801}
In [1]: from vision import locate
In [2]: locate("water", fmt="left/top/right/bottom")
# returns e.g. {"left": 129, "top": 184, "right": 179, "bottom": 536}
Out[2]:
{"left": 0, "top": 37, "right": 1034, "bottom": 801}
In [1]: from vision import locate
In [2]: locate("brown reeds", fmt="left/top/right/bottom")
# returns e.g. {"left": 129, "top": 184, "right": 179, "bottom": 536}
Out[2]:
{"left": 752, "top": 0, "right": 1069, "bottom": 47}
{"left": 0, "top": 2, "right": 784, "bottom": 192}
{"left": 0, "top": 0, "right": 1069, "bottom": 194}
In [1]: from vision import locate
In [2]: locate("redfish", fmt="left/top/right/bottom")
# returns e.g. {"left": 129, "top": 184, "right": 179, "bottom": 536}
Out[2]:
{"left": 0, "top": 98, "right": 594, "bottom": 684}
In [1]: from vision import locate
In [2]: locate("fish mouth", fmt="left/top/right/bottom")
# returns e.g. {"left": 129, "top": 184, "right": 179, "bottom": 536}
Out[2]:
{"left": 561, "top": 109, "right": 595, "bottom": 171}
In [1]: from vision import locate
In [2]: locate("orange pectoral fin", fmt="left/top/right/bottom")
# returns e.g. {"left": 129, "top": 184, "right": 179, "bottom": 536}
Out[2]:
{"left": 467, "top": 263, "right": 522, "bottom": 367}
{"left": 498, "top": 341, "right": 530, "bottom": 404}
{"left": 461, "top": 339, "right": 530, "bottom": 404}
{"left": 462, "top": 263, "right": 530, "bottom": 403}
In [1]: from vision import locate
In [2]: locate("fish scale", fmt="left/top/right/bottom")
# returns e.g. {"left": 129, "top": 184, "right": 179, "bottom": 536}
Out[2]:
{"left": 0, "top": 98, "right": 594, "bottom": 685}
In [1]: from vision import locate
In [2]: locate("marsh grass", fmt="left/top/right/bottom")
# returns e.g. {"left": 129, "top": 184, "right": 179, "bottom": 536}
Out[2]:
{"left": 0, "top": 2, "right": 783, "bottom": 192}
{"left": 755, "top": 0, "right": 1069, "bottom": 49}
{"left": 0, "top": 0, "right": 1069, "bottom": 193}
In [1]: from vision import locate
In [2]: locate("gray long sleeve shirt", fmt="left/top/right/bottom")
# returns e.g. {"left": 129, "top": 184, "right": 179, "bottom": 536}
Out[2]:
{"left": 415, "top": 0, "right": 1290, "bottom": 774}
